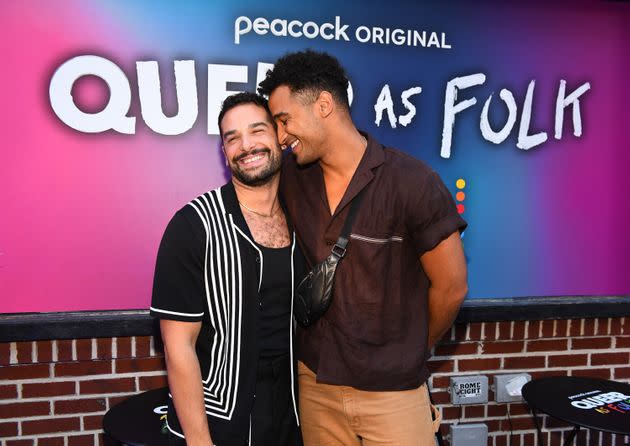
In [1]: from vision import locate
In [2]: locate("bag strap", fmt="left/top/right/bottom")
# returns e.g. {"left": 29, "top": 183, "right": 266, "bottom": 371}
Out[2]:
{"left": 331, "top": 190, "right": 366, "bottom": 259}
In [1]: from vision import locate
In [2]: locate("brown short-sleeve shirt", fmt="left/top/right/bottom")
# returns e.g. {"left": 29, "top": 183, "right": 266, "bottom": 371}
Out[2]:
{"left": 280, "top": 133, "right": 467, "bottom": 391}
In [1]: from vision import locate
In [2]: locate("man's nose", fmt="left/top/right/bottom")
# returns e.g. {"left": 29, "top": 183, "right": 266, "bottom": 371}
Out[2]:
{"left": 276, "top": 125, "right": 287, "bottom": 146}
{"left": 241, "top": 134, "right": 257, "bottom": 151}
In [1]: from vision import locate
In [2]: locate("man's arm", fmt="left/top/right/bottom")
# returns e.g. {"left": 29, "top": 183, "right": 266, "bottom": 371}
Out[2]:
{"left": 160, "top": 319, "right": 213, "bottom": 446}
{"left": 420, "top": 231, "right": 468, "bottom": 349}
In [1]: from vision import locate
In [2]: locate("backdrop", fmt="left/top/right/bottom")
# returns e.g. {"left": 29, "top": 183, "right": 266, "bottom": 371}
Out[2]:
{"left": 1, "top": 1, "right": 628, "bottom": 313}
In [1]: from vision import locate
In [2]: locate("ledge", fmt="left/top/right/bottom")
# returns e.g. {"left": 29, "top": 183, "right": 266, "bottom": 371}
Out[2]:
{"left": 1, "top": 296, "right": 628, "bottom": 342}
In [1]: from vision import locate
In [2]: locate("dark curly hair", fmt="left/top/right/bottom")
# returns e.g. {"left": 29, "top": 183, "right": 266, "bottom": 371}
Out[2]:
{"left": 217, "top": 92, "right": 272, "bottom": 138}
{"left": 258, "top": 50, "right": 349, "bottom": 110}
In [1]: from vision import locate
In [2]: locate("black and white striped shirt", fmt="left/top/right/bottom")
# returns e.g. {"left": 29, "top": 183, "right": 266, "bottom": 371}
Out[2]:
{"left": 150, "top": 182, "right": 304, "bottom": 443}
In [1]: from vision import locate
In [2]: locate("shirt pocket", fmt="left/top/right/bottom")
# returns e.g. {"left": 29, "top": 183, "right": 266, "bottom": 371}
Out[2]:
{"left": 342, "top": 230, "right": 406, "bottom": 345}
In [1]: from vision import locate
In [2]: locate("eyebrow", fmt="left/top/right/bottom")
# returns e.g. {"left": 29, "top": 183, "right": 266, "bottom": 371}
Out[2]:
{"left": 272, "top": 112, "right": 288, "bottom": 121}
{"left": 222, "top": 121, "right": 270, "bottom": 140}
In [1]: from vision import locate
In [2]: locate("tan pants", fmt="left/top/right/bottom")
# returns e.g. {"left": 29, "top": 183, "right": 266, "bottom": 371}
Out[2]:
{"left": 298, "top": 362, "right": 441, "bottom": 446}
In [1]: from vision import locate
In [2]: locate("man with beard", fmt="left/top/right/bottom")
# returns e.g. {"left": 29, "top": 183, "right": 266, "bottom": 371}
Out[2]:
{"left": 259, "top": 51, "right": 468, "bottom": 445}
{"left": 150, "top": 92, "right": 304, "bottom": 446}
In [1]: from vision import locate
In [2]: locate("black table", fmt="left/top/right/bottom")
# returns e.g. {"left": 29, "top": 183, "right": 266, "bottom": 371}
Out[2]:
{"left": 522, "top": 376, "right": 630, "bottom": 446}
{"left": 103, "top": 387, "right": 169, "bottom": 446}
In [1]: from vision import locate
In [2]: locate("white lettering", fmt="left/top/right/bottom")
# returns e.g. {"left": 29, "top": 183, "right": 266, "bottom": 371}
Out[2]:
{"left": 49, "top": 55, "right": 136, "bottom": 134}
{"left": 441, "top": 73, "right": 487, "bottom": 158}
{"left": 137, "top": 60, "right": 198, "bottom": 135}
{"left": 555, "top": 80, "right": 591, "bottom": 139}
{"left": 480, "top": 89, "right": 518, "bottom": 144}
{"left": 517, "top": 80, "right": 547, "bottom": 150}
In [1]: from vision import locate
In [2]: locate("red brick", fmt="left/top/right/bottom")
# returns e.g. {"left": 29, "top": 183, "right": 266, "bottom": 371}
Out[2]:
{"left": 463, "top": 405, "right": 485, "bottom": 418}
{"left": 37, "top": 438, "right": 64, "bottom": 446}
{"left": 541, "top": 320, "right": 555, "bottom": 338}
{"left": 497, "top": 322, "right": 511, "bottom": 340}
{"left": 459, "top": 358, "right": 501, "bottom": 371}
{"left": 508, "top": 415, "right": 536, "bottom": 430}
{"left": 481, "top": 341, "right": 524, "bottom": 354}
{"left": 115, "top": 357, "right": 164, "bottom": 374}
{"left": 427, "top": 360, "right": 454, "bottom": 374}
{"left": 616, "top": 336, "right": 630, "bottom": 348}
{"left": 522, "top": 432, "right": 536, "bottom": 446}
{"left": 138, "top": 374, "right": 168, "bottom": 391}
{"left": 107, "top": 395, "right": 131, "bottom": 408}
{"left": 615, "top": 367, "right": 630, "bottom": 379}
{"left": 0, "top": 384, "right": 17, "bottom": 399}
{"left": 0, "top": 364, "right": 50, "bottom": 380}
{"left": 15, "top": 341, "right": 33, "bottom": 364}
{"left": 80, "top": 378, "right": 136, "bottom": 394}
{"left": 22, "top": 417, "right": 81, "bottom": 435}
{"left": 571, "top": 368, "right": 612, "bottom": 380}
{"left": 135, "top": 337, "right": 152, "bottom": 357}
{"left": 0, "top": 421, "right": 18, "bottom": 436}
{"left": 440, "top": 406, "right": 460, "bottom": 420}
{"left": 83, "top": 413, "right": 104, "bottom": 430}
{"left": 54, "top": 398, "right": 107, "bottom": 414}
{"left": 513, "top": 321, "right": 526, "bottom": 340}
{"left": 495, "top": 435, "right": 508, "bottom": 446}
{"left": 0, "top": 401, "right": 50, "bottom": 418}
{"left": 75, "top": 339, "right": 93, "bottom": 361}
{"left": 547, "top": 354, "right": 588, "bottom": 367}
{"left": 116, "top": 337, "right": 133, "bottom": 358}
{"left": 528, "top": 321, "right": 542, "bottom": 339}
{"left": 591, "top": 352, "right": 629, "bottom": 366}
{"left": 583, "top": 319, "right": 596, "bottom": 336}
{"left": 610, "top": 318, "right": 625, "bottom": 336}
{"left": 453, "top": 324, "right": 467, "bottom": 341}
{"left": 56, "top": 340, "right": 74, "bottom": 362}
{"left": 430, "top": 390, "right": 450, "bottom": 405}
{"left": 468, "top": 322, "right": 483, "bottom": 340}
{"left": 530, "top": 370, "right": 567, "bottom": 379}
{"left": 596, "top": 318, "right": 610, "bottom": 336}
{"left": 485, "top": 322, "right": 499, "bottom": 341}
{"left": 68, "top": 434, "right": 96, "bottom": 446}
{"left": 434, "top": 342, "right": 479, "bottom": 357}
{"left": 569, "top": 319, "right": 583, "bottom": 336}
{"left": 96, "top": 338, "right": 112, "bottom": 360}
{"left": 487, "top": 404, "right": 507, "bottom": 417}
{"left": 508, "top": 403, "right": 529, "bottom": 416}
{"left": 527, "top": 339, "right": 568, "bottom": 352}
{"left": 36, "top": 341, "right": 53, "bottom": 363}
{"left": 6, "top": 440, "right": 34, "bottom": 446}
{"left": 504, "top": 356, "right": 546, "bottom": 369}
{"left": 555, "top": 319, "right": 569, "bottom": 337}
{"left": 22, "top": 381, "right": 76, "bottom": 398}
{"left": 0, "top": 344, "right": 10, "bottom": 366}
{"left": 572, "top": 337, "right": 611, "bottom": 350}
{"left": 430, "top": 376, "right": 450, "bottom": 389}
{"left": 55, "top": 360, "right": 111, "bottom": 377}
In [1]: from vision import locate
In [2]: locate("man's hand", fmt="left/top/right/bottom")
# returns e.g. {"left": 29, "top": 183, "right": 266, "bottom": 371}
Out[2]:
{"left": 420, "top": 231, "right": 468, "bottom": 349}
{"left": 161, "top": 319, "right": 213, "bottom": 446}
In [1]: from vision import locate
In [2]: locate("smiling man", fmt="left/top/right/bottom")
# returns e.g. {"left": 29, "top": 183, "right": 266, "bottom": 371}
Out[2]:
{"left": 259, "top": 51, "right": 468, "bottom": 445}
{"left": 150, "top": 92, "right": 304, "bottom": 446}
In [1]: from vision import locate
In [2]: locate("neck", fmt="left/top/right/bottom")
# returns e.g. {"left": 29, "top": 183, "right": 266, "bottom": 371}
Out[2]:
{"left": 318, "top": 122, "right": 367, "bottom": 180}
{"left": 232, "top": 173, "right": 280, "bottom": 215}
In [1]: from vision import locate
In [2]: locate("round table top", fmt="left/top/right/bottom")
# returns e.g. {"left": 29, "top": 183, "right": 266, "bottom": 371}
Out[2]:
{"left": 522, "top": 376, "right": 630, "bottom": 435}
{"left": 103, "top": 387, "right": 169, "bottom": 446}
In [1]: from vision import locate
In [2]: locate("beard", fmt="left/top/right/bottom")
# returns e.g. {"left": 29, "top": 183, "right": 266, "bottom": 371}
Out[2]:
{"left": 230, "top": 147, "right": 282, "bottom": 187}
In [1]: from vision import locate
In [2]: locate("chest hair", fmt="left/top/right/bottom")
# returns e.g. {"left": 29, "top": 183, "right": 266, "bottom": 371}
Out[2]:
{"left": 243, "top": 211, "right": 291, "bottom": 248}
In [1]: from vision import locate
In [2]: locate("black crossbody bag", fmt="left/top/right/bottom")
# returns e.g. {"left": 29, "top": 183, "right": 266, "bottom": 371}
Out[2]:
{"left": 293, "top": 191, "right": 364, "bottom": 327}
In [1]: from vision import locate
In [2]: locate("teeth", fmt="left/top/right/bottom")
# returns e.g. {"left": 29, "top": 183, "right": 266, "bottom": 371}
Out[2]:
{"left": 290, "top": 140, "right": 299, "bottom": 149}
{"left": 241, "top": 154, "right": 264, "bottom": 164}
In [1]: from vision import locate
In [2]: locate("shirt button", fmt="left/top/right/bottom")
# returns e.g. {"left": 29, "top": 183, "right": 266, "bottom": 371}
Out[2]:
{"left": 255, "top": 256, "right": 260, "bottom": 263}
{"left": 325, "top": 240, "right": 334, "bottom": 246}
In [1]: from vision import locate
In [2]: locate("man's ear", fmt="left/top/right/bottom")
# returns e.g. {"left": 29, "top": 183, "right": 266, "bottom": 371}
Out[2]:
{"left": 317, "top": 91, "right": 335, "bottom": 118}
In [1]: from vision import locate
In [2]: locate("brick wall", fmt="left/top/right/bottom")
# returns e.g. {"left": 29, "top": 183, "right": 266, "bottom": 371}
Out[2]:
{"left": 0, "top": 317, "right": 628, "bottom": 446}
{"left": 0, "top": 337, "right": 166, "bottom": 446}
{"left": 430, "top": 317, "right": 629, "bottom": 446}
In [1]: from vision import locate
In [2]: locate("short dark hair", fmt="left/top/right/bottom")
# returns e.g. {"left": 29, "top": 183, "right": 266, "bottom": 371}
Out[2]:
{"left": 258, "top": 50, "right": 349, "bottom": 110}
{"left": 217, "top": 92, "right": 272, "bottom": 138}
